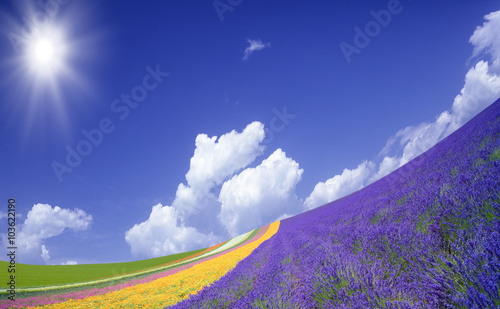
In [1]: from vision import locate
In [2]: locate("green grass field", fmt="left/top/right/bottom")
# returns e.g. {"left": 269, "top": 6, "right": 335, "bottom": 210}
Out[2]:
{"left": 1, "top": 248, "right": 205, "bottom": 289}
{"left": 0, "top": 226, "right": 260, "bottom": 298}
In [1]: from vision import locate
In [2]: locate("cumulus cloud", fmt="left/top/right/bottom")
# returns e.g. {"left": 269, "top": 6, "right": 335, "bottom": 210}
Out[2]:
{"left": 303, "top": 11, "right": 500, "bottom": 211}
{"left": 185, "top": 121, "right": 265, "bottom": 191}
{"left": 373, "top": 10, "right": 500, "bottom": 180}
{"left": 126, "top": 122, "right": 266, "bottom": 258}
{"left": 243, "top": 39, "right": 271, "bottom": 61}
{"left": 389, "top": 110, "right": 453, "bottom": 167}
{"left": 1, "top": 203, "right": 92, "bottom": 264}
{"left": 470, "top": 10, "right": 500, "bottom": 72}
{"left": 61, "top": 260, "right": 78, "bottom": 265}
{"left": 174, "top": 121, "right": 265, "bottom": 216}
{"left": 369, "top": 156, "right": 400, "bottom": 183}
{"left": 445, "top": 61, "right": 500, "bottom": 135}
{"left": 304, "top": 161, "right": 375, "bottom": 210}
{"left": 125, "top": 204, "right": 217, "bottom": 258}
{"left": 219, "top": 149, "right": 303, "bottom": 236}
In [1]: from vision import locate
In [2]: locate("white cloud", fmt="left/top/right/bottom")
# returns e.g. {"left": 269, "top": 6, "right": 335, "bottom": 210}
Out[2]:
{"left": 304, "top": 161, "right": 375, "bottom": 210}
{"left": 61, "top": 260, "right": 78, "bottom": 265}
{"left": 125, "top": 203, "right": 217, "bottom": 258}
{"left": 2, "top": 203, "right": 92, "bottom": 264}
{"left": 445, "top": 61, "right": 500, "bottom": 136}
{"left": 243, "top": 39, "right": 271, "bottom": 61}
{"left": 185, "top": 121, "right": 265, "bottom": 192}
{"left": 126, "top": 122, "right": 266, "bottom": 258}
{"left": 127, "top": 147, "right": 304, "bottom": 257}
{"left": 470, "top": 10, "right": 500, "bottom": 72}
{"left": 41, "top": 245, "right": 50, "bottom": 264}
{"left": 171, "top": 184, "right": 205, "bottom": 217}
{"left": 219, "top": 149, "right": 303, "bottom": 236}
{"left": 0, "top": 211, "right": 6, "bottom": 220}
{"left": 369, "top": 156, "right": 400, "bottom": 183}
{"left": 395, "top": 110, "right": 453, "bottom": 167}
{"left": 374, "top": 10, "right": 500, "bottom": 180}
{"left": 303, "top": 10, "right": 500, "bottom": 212}
{"left": 174, "top": 121, "right": 265, "bottom": 216}
{"left": 20, "top": 204, "right": 92, "bottom": 239}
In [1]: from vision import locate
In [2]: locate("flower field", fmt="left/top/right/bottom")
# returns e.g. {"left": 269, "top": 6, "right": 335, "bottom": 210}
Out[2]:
{"left": 2, "top": 222, "right": 279, "bottom": 308}
{"left": 1, "top": 226, "right": 261, "bottom": 294}
{"left": 169, "top": 99, "right": 500, "bottom": 308}
{"left": 2, "top": 98, "right": 499, "bottom": 308}
{"left": 0, "top": 224, "right": 274, "bottom": 308}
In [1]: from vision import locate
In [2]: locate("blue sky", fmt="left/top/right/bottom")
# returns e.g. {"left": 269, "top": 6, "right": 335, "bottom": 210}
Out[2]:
{"left": 0, "top": 0, "right": 499, "bottom": 265}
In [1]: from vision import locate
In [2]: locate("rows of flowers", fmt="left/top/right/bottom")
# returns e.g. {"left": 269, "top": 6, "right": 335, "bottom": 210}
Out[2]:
{"left": 170, "top": 99, "right": 500, "bottom": 308}
{"left": 0, "top": 225, "right": 264, "bottom": 308}
{"left": 0, "top": 225, "right": 262, "bottom": 308}
{"left": 14, "top": 222, "right": 278, "bottom": 308}
{"left": 5, "top": 226, "right": 256, "bottom": 297}
{"left": 5, "top": 242, "right": 225, "bottom": 297}
{"left": 0, "top": 243, "right": 222, "bottom": 309}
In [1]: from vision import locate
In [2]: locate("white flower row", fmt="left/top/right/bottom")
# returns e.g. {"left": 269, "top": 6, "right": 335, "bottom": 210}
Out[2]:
{"left": 195, "top": 229, "right": 255, "bottom": 259}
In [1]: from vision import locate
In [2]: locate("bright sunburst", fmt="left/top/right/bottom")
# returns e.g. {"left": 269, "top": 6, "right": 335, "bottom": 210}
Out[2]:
{"left": 24, "top": 25, "right": 69, "bottom": 82}
{"left": 3, "top": 0, "right": 94, "bottom": 137}
{"left": 1, "top": 0, "right": 104, "bottom": 145}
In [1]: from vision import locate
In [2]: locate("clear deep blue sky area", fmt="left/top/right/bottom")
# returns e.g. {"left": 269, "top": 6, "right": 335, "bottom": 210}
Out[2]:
{"left": 0, "top": 0, "right": 499, "bottom": 264}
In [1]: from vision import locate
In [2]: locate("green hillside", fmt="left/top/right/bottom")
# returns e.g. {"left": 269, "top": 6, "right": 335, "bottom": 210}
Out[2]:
{"left": 1, "top": 248, "right": 204, "bottom": 289}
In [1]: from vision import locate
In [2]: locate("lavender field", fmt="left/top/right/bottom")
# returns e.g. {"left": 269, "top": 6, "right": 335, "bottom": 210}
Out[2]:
{"left": 171, "top": 99, "right": 500, "bottom": 309}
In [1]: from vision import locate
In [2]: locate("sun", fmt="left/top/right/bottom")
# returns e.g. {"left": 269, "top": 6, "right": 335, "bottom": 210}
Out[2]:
{"left": 2, "top": 0, "right": 99, "bottom": 140}
{"left": 8, "top": 20, "right": 81, "bottom": 136}
{"left": 25, "top": 26, "right": 68, "bottom": 80}
{"left": 32, "top": 38, "right": 56, "bottom": 65}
